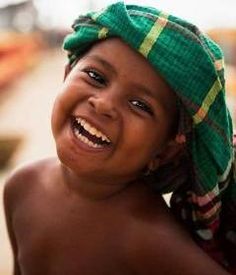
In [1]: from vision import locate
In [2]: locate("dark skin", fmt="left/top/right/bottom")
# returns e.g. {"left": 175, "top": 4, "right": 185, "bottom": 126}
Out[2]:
{"left": 4, "top": 159, "right": 230, "bottom": 275}
{"left": 4, "top": 38, "right": 230, "bottom": 274}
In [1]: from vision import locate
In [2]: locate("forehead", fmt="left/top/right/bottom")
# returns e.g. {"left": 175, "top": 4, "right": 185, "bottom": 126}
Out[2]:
{"left": 84, "top": 38, "right": 160, "bottom": 77}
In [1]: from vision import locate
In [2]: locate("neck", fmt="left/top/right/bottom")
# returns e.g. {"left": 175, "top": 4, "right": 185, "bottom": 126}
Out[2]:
{"left": 60, "top": 164, "right": 134, "bottom": 201}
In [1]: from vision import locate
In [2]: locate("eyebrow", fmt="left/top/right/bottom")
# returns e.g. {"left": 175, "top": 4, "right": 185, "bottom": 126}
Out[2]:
{"left": 84, "top": 54, "right": 117, "bottom": 76}
{"left": 132, "top": 83, "right": 158, "bottom": 100}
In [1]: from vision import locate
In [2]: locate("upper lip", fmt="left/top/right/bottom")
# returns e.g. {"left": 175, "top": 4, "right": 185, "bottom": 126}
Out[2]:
{"left": 71, "top": 114, "right": 113, "bottom": 144}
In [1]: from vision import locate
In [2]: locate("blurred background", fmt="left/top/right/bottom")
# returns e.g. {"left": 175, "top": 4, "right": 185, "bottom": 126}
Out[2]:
{"left": 0, "top": 0, "right": 235, "bottom": 274}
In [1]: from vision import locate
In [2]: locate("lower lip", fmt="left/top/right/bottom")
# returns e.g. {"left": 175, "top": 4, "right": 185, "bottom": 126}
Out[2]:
{"left": 69, "top": 122, "right": 111, "bottom": 153}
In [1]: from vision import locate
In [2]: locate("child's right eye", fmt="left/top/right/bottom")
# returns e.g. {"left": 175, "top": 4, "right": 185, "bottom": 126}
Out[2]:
{"left": 84, "top": 69, "right": 106, "bottom": 86}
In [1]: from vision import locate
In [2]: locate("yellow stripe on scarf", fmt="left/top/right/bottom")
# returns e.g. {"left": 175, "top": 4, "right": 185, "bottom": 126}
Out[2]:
{"left": 139, "top": 13, "right": 169, "bottom": 57}
{"left": 98, "top": 27, "right": 109, "bottom": 39}
{"left": 214, "top": 59, "right": 224, "bottom": 71}
{"left": 193, "top": 79, "right": 222, "bottom": 124}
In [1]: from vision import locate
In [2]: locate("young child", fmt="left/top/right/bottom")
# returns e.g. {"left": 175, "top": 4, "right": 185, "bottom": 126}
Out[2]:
{"left": 4, "top": 2, "right": 236, "bottom": 274}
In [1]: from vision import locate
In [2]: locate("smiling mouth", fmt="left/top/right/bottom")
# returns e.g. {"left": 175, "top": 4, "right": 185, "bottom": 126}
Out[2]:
{"left": 71, "top": 116, "right": 111, "bottom": 148}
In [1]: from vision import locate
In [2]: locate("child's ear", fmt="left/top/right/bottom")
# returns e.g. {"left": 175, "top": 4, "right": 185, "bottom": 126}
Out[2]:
{"left": 147, "top": 135, "right": 186, "bottom": 172}
{"left": 158, "top": 139, "right": 184, "bottom": 166}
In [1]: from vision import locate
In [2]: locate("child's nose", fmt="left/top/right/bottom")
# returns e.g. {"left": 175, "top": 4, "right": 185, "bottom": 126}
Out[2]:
{"left": 88, "top": 92, "right": 119, "bottom": 120}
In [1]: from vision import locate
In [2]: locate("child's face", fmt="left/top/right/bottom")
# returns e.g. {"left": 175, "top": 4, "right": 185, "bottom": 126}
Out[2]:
{"left": 51, "top": 38, "right": 177, "bottom": 185}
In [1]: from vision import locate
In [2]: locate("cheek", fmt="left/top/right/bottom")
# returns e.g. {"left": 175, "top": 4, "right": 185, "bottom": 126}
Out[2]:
{"left": 51, "top": 97, "right": 74, "bottom": 144}
{"left": 116, "top": 127, "right": 158, "bottom": 169}
{"left": 122, "top": 121, "right": 170, "bottom": 163}
{"left": 51, "top": 83, "right": 87, "bottom": 133}
{"left": 51, "top": 97, "right": 66, "bottom": 138}
{"left": 57, "top": 75, "right": 89, "bottom": 109}
{"left": 127, "top": 120, "right": 163, "bottom": 150}
{"left": 56, "top": 88, "right": 78, "bottom": 113}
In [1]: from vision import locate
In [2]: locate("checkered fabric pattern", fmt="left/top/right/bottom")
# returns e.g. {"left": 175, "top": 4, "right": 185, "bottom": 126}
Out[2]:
{"left": 63, "top": 2, "right": 236, "bottom": 270}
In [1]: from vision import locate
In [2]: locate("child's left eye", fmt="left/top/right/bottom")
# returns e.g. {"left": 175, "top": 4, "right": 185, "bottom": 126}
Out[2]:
{"left": 129, "top": 99, "right": 154, "bottom": 115}
{"left": 85, "top": 69, "right": 106, "bottom": 85}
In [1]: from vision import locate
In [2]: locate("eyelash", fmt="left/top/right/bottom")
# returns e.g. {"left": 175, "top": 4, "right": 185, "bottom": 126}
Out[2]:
{"left": 83, "top": 68, "right": 154, "bottom": 116}
{"left": 84, "top": 69, "right": 106, "bottom": 85}
{"left": 129, "top": 99, "right": 154, "bottom": 115}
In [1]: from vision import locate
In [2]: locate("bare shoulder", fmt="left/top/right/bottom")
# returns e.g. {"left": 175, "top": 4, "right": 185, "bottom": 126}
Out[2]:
{"left": 3, "top": 157, "right": 58, "bottom": 212}
{"left": 124, "top": 190, "right": 229, "bottom": 275}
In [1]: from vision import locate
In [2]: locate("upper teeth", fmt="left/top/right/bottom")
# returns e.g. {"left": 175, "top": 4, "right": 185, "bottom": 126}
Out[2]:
{"left": 76, "top": 117, "right": 111, "bottom": 143}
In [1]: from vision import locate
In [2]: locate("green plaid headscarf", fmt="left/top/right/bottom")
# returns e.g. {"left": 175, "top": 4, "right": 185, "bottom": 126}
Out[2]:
{"left": 63, "top": 2, "right": 236, "bottom": 269}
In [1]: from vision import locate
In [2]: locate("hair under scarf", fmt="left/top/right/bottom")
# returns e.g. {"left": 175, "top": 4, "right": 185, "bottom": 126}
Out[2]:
{"left": 63, "top": 2, "right": 236, "bottom": 271}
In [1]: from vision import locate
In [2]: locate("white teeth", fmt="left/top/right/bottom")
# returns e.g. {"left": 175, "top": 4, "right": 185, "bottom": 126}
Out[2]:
{"left": 75, "top": 117, "right": 111, "bottom": 143}
{"left": 81, "top": 120, "right": 85, "bottom": 127}
{"left": 74, "top": 129, "right": 102, "bottom": 148}
{"left": 83, "top": 122, "right": 91, "bottom": 132}
{"left": 90, "top": 127, "right": 97, "bottom": 136}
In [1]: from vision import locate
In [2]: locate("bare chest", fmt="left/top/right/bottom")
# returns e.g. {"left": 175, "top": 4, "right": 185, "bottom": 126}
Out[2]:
{"left": 14, "top": 193, "right": 133, "bottom": 275}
